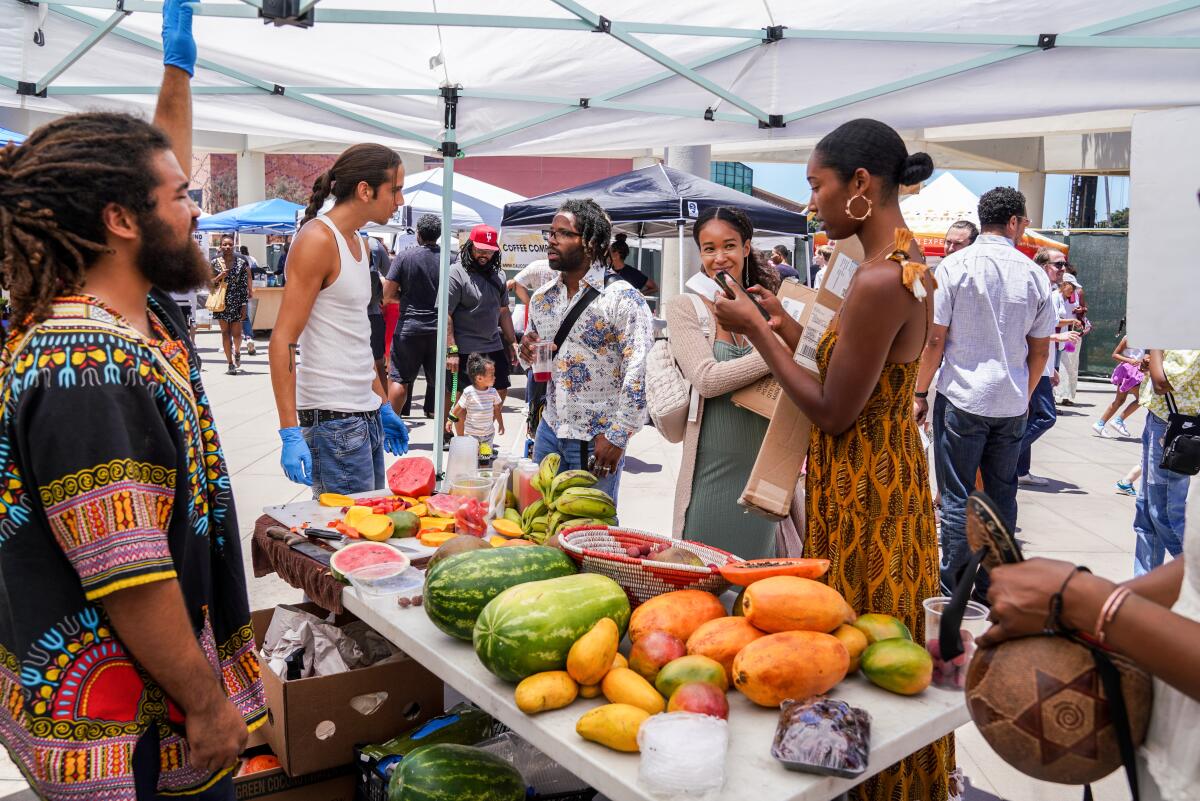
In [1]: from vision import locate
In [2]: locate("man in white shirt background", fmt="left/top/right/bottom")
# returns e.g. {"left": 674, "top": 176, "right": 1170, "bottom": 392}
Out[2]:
{"left": 914, "top": 187, "right": 1055, "bottom": 601}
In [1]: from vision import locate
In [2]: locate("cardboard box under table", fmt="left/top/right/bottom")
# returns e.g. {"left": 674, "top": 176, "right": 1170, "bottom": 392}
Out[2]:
{"left": 251, "top": 603, "right": 444, "bottom": 777}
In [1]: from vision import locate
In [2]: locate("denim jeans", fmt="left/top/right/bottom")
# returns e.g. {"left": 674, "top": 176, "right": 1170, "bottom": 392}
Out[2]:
{"left": 303, "top": 413, "right": 385, "bottom": 498}
{"left": 1133, "top": 412, "right": 1189, "bottom": 575}
{"left": 933, "top": 395, "right": 1027, "bottom": 600}
{"left": 1017, "top": 375, "right": 1057, "bottom": 477}
{"left": 533, "top": 419, "right": 624, "bottom": 507}
{"left": 242, "top": 316, "right": 253, "bottom": 339}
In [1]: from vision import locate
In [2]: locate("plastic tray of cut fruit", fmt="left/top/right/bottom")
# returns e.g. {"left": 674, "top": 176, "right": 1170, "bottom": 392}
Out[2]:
{"left": 559, "top": 526, "right": 737, "bottom": 606}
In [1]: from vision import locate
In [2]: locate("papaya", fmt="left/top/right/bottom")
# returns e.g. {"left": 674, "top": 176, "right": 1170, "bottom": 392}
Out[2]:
{"left": 860, "top": 639, "right": 933, "bottom": 695}
{"left": 600, "top": 668, "right": 665, "bottom": 715}
{"left": 732, "top": 630, "right": 849, "bottom": 707}
{"left": 833, "top": 623, "right": 869, "bottom": 673}
{"left": 419, "top": 530, "right": 457, "bottom": 547}
{"left": 567, "top": 618, "right": 620, "bottom": 686}
{"left": 514, "top": 671, "right": 578, "bottom": 714}
{"left": 576, "top": 704, "right": 650, "bottom": 752}
{"left": 742, "top": 576, "right": 853, "bottom": 634}
{"left": 686, "top": 617, "right": 766, "bottom": 683}
{"left": 628, "top": 590, "right": 726, "bottom": 643}
{"left": 420, "top": 517, "right": 455, "bottom": 533}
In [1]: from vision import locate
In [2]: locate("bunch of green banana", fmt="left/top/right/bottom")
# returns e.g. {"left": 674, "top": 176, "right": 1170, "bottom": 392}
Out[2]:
{"left": 503, "top": 508, "right": 522, "bottom": 526}
{"left": 538, "top": 453, "right": 561, "bottom": 494}
{"left": 526, "top": 516, "right": 550, "bottom": 544}
{"left": 520, "top": 498, "right": 548, "bottom": 531}
{"left": 552, "top": 516, "right": 616, "bottom": 539}
{"left": 553, "top": 487, "right": 617, "bottom": 519}
{"left": 548, "top": 469, "right": 597, "bottom": 499}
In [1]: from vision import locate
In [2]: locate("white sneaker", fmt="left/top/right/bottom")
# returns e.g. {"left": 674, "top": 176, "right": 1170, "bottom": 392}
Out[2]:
{"left": 1092, "top": 420, "right": 1109, "bottom": 437}
{"left": 1112, "top": 418, "right": 1131, "bottom": 438}
{"left": 1018, "top": 474, "right": 1049, "bottom": 486}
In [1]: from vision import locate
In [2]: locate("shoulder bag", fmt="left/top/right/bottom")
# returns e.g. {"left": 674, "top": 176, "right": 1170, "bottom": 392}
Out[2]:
{"left": 525, "top": 285, "right": 602, "bottom": 439}
{"left": 1160, "top": 392, "right": 1200, "bottom": 475}
{"left": 646, "top": 294, "right": 712, "bottom": 444}
{"left": 205, "top": 273, "right": 227, "bottom": 313}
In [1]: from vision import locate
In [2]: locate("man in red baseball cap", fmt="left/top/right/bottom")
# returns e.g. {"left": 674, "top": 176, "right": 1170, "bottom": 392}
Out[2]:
{"left": 443, "top": 223, "right": 517, "bottom": 429}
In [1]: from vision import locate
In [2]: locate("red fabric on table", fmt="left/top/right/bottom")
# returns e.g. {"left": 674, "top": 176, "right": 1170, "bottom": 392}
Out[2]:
{"left": 251, "top": 514, "right": 346, "bottom": 613}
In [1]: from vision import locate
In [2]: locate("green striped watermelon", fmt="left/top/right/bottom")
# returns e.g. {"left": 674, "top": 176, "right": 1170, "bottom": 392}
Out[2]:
{"left": 387, "top": 743, "right": 524, "bottom": 801}
{"left": 473, "top": 573, "right": 631, "bottom": 682}
{"left": 423, "top": 546, "right": 576, "bottom": 641}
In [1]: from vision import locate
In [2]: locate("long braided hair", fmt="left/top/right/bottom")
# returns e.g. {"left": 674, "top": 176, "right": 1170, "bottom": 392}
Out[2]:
{"left": 558, "top": 198, "right": 612, "bottom": 267}
{"left": 301, "top": 143, "right": 402, "bottom": 226}
{"left": 0, "top": 113, "right": 170, "bottom": 328}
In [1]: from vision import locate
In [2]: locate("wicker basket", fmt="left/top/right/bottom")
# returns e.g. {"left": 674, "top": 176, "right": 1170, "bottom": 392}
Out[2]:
{"left": 559, "top": 526, "right": 736, "bottom": 607}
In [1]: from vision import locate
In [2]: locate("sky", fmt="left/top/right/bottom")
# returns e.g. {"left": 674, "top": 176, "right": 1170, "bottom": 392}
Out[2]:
{"left": 745, "top": 162, "right": 1130, "bottom": 229}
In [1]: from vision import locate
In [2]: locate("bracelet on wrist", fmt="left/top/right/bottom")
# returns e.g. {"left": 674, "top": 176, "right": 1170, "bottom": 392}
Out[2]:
{"left": 1046, "top": 565, "right": 1090, "bottom": 634}
{"left": 1094, "top": 586, "right": 1132, "bottom": 646}
{"left": 914, "top": 391, "right": 929, "bottom": 399}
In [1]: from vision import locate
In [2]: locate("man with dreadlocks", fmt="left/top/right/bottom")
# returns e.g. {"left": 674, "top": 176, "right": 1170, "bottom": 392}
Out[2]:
{"left": 0, "top": 3, "right": 264, "bottom": 799}
{"left": 519, "top": 199, "right": 653, "bottom": 504}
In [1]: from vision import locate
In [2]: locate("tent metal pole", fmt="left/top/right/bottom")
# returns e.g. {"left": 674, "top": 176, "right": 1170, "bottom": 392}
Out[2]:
{"left": 550, "top": 0, "right": 772, "bottom": 125}
{"left": 0, "top": 75, "right": 18, "bottom": 90}
{"left": 677, "top": 222, "right": 685, "bottom": 298}
{"left": 34, "top": 9, "right": 128, "bottom": 95}
{"left": 432, "top": 154, "right": 455, "bottom": 477}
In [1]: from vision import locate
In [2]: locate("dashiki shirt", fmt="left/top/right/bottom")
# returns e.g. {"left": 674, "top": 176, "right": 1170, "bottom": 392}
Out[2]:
{"left": 526, "top": 262, "right": 654, "bottom": 448}
{"left": 0, "top": 293, "right": 265, "bottom": 800}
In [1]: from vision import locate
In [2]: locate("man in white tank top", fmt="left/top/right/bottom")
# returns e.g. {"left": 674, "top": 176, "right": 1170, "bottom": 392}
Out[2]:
{"left": 268, "top": 146, "right": 410, "bottom": 496}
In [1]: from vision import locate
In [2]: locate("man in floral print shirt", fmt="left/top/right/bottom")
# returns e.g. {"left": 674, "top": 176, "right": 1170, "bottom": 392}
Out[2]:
{"left": 520, "top": 199, "right": 654, "bottom": 504}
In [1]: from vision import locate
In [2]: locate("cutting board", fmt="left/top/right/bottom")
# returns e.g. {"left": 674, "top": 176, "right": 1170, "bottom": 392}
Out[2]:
{"left": 263, "top": 490, "right": 437, "bottom": 560}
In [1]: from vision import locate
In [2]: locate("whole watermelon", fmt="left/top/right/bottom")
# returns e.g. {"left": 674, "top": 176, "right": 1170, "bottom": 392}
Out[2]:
{"left": 387, "top": 743, "right": 524, "bottom": 801}
{"left": 474, "top": 573, "right": 631, "bottom": 682}
{"left": 424, "top": 546, "right": 576, "bottom": 640}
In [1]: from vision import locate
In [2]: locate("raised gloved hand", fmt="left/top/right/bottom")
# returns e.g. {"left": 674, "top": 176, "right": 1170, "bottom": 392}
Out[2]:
{"left": 379, "top": 402, "right": 410, "bottom": 456}
{"left": 162, "top": 0, "right": 197, "bottom": 77}
{"left": 278, "top": 427, "right": 313, "bottom": 486}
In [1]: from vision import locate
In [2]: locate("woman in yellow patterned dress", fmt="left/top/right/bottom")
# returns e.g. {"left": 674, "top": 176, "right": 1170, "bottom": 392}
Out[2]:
{"left": 713, "top": 119, "right": 957, "bottom": 801}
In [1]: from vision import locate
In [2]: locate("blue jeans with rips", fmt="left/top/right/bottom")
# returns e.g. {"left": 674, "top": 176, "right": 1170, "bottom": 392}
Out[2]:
{"left": 1017, "top": 375, "right": 1057, "bottom": 477}
{"left": 933, "top": 395, "right": 1027, "bottom": 600}
{"left": 302, "top": 413, "right": 385, "bottom": 498}
{"left": 1133, "top": 412, "right": 1189, "bottom": 575}
{"left": 533, "top": 419, "right": 624, "bottom": 507}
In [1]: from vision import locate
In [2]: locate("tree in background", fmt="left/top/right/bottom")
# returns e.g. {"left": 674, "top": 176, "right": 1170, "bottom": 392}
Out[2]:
{"left": 1098, "top": 207, "right": 1129, "bottom": 228}
{"left": 208, "top": 172, "right": 238, "bottom": 212}
{"left": 266, "top": 174, "right": 309, "bottom": 206}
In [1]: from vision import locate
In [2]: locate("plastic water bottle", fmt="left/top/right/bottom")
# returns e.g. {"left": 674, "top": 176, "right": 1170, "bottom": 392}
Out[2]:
{"left": 446, "top": 435, "right": 480, "bottom": 484}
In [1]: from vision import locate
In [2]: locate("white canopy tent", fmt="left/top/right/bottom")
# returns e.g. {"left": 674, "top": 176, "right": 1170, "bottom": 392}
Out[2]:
{"left": 366, "top": 167, "right": 526, "bottom": 233}
{"left": 2, "top": 0, "right": 1197, "bottom": 469}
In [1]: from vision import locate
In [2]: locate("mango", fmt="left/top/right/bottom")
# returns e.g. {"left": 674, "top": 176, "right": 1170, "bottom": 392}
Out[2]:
{"left": 418, "top": 530, "right": 456, "bottom": 547}
{"left": 568, "top": 618, "right": 620, "bottom": 686}
{"left": 385, "top": 509, "right": 419, "bottom": 539}
{"left": 576, "top": 704, "right": 650, "bottom": 752}
{"left": 492, "top": 518, "right": 523, "bottom": 538}
{"left": 600, "top": 668, "right": 665, "bottom": 715}
{"left": 667, "top": 681, "right": 729, "bottom": 720}
{"left": 406, "top": 503, "right": 427, "bottom": 518}
{"left": 629, "top": 590, "right": 726, "bottom": 643}
{"left": 732, "top": 631, "right": 849, "bottom": 707}
{"left": 628, "top": 631, "right": 686, "bottom": 682}
{"left": 852, "top": 613, "right": 913, "bottom": 645}
{"left": 833, "top": 623, "right": 870, "bottom": 673}
{"left": 860, "top": 639, "right": 932, "bottom": 695}
{"left": 419, "top": 517, "right": 455, "bottom": 532}
{"left": 318, "top": 493, "right": 355, "bottom": 507}
{"left": 611, "top": 652, "right": 628, "bottom": 670}
{"left": 686, "top": 617, "right": 766, "bottom": 683}
{"left": 742, "top": 576, "right": 853, "bottom": 634}
{"left": 655, "top": 654, "right": 728, "bottom": 699}
{"left": 343, "top": 505, "right": 376, "bottom": 529}
{"left": 515, "top": 670, "right": 578, "bottom": 714}
{"left": 356, "top": 514, "right": 394, "bottom": 542}
{"left": 579, "top": 684, "right": 601, "bottom": 699}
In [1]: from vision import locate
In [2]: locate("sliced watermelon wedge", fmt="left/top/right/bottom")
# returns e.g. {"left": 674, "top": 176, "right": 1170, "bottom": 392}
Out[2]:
{"left": 425, "top": 494, "right": 471, "bottom": 519}
{"left": 329, "top": 542, "right": 409, "bottom": 583}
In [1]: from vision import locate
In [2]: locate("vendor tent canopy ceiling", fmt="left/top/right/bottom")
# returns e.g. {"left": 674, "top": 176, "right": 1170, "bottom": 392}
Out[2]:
{"left": 501, "top": 164, "right": 811, "bottom": 237}
{"left": 2, "top": 1, "right": 1199, "bottom": 158}
{"left": 366, "top": 167, "right": 525, "bottom": 232}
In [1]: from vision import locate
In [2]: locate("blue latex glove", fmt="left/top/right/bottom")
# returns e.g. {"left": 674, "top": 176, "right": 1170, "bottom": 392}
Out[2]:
{"left": 379, "top": 402, "right": 410, "bottom": 456}
{"left": 162, "top": 0, "right": 197, "bottom": 77}
{"left": 279, "top": 427, "right": 313, "bottom": 486}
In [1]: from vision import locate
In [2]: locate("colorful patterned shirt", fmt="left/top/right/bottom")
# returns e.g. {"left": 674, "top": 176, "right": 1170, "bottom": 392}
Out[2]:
{"left": 0, "top": 294, "right": 265, "bottom": 800}
{"left": 526, "top": 263, "right": 653, "bottom": 448}
{"left": 1141, "top": 350, "right": 1200, "bottom": 419}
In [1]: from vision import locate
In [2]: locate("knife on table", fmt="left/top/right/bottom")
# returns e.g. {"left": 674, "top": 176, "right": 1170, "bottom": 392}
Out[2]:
{"left": 266, "top": 525, "right": 333, "bottom": 566}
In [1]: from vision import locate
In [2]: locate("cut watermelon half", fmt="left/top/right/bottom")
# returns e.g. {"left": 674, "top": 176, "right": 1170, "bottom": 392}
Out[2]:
{"left": 329, "top": 542, "right": 410, "bottom": 583}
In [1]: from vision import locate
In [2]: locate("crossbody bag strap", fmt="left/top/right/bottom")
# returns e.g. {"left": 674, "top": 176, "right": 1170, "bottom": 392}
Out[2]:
{"left": 1166, "top": 392, "right": 1179, "bottom": 418}
{"left": 685, "top": 293, "right": 714, "bottom": 345}
{"left": 553, "top": 286, "right": 601, "bottom": 351}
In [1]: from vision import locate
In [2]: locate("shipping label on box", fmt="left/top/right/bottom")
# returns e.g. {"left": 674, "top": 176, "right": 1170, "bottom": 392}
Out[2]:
{"left": 794, "top": 303, "right": 837, "bottom": 375}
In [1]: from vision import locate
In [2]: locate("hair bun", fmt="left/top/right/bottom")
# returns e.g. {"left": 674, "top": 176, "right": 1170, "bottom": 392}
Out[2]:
{"left": 613, "top": 232, "right": 627, "bottom": 243}
{"left": 899, "top": 152, "right": 934, "bottom": 186}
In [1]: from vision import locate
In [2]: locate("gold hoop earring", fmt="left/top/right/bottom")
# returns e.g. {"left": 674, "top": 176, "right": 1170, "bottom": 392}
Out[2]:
{"left": 845, "top": 194, "right": 872, "bottom": 221}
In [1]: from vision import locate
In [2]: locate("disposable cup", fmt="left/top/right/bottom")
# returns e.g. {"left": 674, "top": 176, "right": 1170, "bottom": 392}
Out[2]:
{"left": 449, "top": 477, "right": 492, "bottom": 503}
{"left": 922, "top": 596, "right": 990, "bottom": 690}
{"left": 532, "top": 341, "right": 554, "bottom": 382}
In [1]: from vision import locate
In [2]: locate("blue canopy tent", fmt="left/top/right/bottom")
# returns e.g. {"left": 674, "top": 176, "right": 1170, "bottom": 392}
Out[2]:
{"left": 196, "top": 198, "right": 304, "bottom": 236}
{"left": 0, "top": 126, "right": 25, "bottom": 145}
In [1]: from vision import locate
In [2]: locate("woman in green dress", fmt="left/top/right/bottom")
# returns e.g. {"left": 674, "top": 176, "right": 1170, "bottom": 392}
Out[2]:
{"left": 664, "top": 207, "right": 781, "bottom": 559}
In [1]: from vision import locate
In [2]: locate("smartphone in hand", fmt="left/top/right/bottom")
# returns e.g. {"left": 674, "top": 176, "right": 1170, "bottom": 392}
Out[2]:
{"left": 715, "top": 270, "right": 771, "bottom": 322}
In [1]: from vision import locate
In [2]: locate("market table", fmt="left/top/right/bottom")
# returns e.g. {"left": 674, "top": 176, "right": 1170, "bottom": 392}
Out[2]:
{"left": 342, "top": 587, "right": 970, "bottom": 801}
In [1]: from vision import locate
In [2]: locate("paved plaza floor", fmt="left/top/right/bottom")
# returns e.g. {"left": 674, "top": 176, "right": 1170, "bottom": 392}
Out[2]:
{"left": 0, "top": 330, "right": 1164, "bottom": 800}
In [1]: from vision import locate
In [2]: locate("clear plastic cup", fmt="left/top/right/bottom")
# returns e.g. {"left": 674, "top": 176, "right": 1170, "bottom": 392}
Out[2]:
{"left": 923, "top": 596, "right": 990, "bottom": 690}
{"left": 532, "top": 341, "right": 554, "bottom": 383}
{"left": 450, "top": 477, "right": 492, "bottom": 502}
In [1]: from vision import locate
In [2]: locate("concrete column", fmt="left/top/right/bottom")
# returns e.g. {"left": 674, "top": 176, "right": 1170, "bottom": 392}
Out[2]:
{"left": 1018, "top": 171, "right": 1047, "bottom": 228}
{"left": 660, "top": 145, "right": 710, "bottom": 310}
{"left": 236, "top": 149, "right": 268, "bottom": 264}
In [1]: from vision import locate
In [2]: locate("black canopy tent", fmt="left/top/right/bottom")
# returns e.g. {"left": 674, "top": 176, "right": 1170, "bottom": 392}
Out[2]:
{"left": 500, "top": 164, "right": 810, "bottom": 237}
